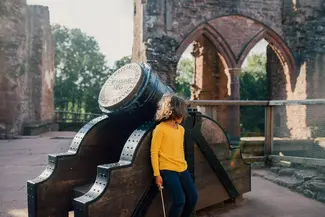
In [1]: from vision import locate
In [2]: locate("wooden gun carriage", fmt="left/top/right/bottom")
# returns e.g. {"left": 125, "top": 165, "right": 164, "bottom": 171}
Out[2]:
{"left": 27, "top": 63, "right": 251, "bottom": 217}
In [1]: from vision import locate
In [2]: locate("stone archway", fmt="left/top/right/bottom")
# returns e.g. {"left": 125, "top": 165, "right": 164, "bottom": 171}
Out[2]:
{"left": 172, "top": 15, "right": 297, "bottom": 137}
{"left": 133, "top": 0, "right": 325, "bottom": 139}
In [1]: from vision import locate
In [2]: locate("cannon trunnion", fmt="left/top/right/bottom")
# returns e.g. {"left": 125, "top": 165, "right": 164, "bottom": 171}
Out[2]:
{"left": 27, "top": 63, "right": 251, "bottom": 217}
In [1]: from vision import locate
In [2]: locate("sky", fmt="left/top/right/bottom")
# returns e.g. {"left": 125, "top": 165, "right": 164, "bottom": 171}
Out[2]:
{"left": 27, "top": 0, "right": 134, "bottom": 66}
{"left": 26, "top": 0, "right": 266, "bottom": 67}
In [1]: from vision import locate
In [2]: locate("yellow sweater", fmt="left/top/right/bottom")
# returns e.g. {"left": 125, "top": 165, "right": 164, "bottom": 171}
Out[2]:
{"left": 150, "top": 122, "right": 188, "bottom": 177}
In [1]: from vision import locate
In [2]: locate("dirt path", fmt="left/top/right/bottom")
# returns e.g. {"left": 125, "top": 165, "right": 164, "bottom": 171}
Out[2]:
{"left": 0, "top": 132, "right": 324, "bottom": 217}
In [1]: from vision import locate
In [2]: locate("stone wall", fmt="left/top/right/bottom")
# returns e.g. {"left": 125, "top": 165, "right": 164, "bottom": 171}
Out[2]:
{"left": 135, "top": 0, "right": 286, "bottom": 90}
{"left": 134, "top": 0, "right": 325, "bottom": 139}
{"left": 28, "top": 6, "right": 55, "bottom": 122}
{"left": 0, "top": 0, "right": 54, "bottom": 138}
{"left": 282, "top": 0, "right": 325, "bottom": 138}
{"left": 142, "top": 0, "right": 284, "bottom": 41}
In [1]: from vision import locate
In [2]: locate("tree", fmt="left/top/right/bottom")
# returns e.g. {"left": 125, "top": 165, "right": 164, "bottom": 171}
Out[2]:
{"left": 176, "top": 58, "right": 194, "bottom": 98}
{"left": 53, "top": 24, "right": 111, "bottom": 114}
{"left": 111, "top": 56, "right": 132, "bottom": 71}
{"left": 240, "top": 54, "right": 268, "bottom": 134}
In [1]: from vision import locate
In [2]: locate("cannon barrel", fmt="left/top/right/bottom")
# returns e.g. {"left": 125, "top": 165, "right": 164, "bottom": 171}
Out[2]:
{"left": 27, "top": 63, "right": 251, "bottom": 217}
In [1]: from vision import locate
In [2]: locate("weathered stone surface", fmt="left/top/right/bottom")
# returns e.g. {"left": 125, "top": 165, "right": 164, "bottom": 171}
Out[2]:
{"left": 278, "top": 168, "right": 295, "bottom": 176}
{"left": 0, "top": 1, "right": 54, "bottom": 138}
{"left": 28, "top": 5, "right": 55, "bottom": 123}
{"left": 293, "top": 169, "right": 318, "bottom": 181}
{"left": 303, "top": 189, "right": 317, "bottom": 199}
{"left": 133, "top": 0, "right": 325, "bottom": 139}
{"left": 303, "top": 179, "right": 325, "bottom": 192}
{"left": 253, "top": 166, "right": 325, "bottom": 203}
{"left": 316, "top": 191, "right": 325, "bottom": 203}
{"left": 144, "top": 36, "right": 178, "bottom": 89}
{"left": 270, "top": 167, "right": 282, "bottom": 174}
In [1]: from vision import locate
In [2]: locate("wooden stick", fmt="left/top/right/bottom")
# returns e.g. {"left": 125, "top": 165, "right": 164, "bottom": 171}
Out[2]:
{"left": 159, "top": 186, "right": 167, "bottom": 217}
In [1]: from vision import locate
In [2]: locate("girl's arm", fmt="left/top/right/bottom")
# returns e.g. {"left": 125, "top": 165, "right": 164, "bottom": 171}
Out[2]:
{"left": 150, "top": 127, "right": 163, "bottom": 177}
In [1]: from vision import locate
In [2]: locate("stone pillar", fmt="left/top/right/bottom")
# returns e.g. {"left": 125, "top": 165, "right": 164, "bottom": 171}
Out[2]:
{"left": 308, "top": 54, "right": 325, "bottom": 136}
{"left": 27, "top": 6, "right": 55, "bottom": 123}
{"left": 266, "top": 45, "right": 290, "bottom": 138}
{"left": 191, "top": 36, "right": 235, "bottom": 134}
{"left": 228, "top": 68, "right": 241, "bottom": 100}
{"left": 0, "top": 2, "right": 55, "bottom": 138}
{"left": 191, "top": 37, "right": 217, "bottom": 117}
{"left": 227, "top": 68, "right": 241, "bottom": 138}
{"left": 0, "top": 0, "right": 29, "bottom": 138}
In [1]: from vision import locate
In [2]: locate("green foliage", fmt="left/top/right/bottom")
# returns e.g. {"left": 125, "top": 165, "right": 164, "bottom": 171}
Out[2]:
{"left": 174, "top": 54, "right": 268, "bottom": 135}
{"left": 240, "top": 54, "right": 268, "bottom": 135}
{"left": 53, "top": 24, "right": 111, "bottom": 114}
{"left": 176, "top": 58, "right": 194, "bottom": 99}
{"left": 52, "top": 23, "right": 267, "bottom": 137}
{"left": 112, "top": 56, "right": 131, "bottom": 71}
{"left": 53, "top": 24, "right": 133, "bottom": 114}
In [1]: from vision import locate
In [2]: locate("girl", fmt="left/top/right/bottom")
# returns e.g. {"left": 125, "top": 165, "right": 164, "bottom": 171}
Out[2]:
{"left": 150, "top": 93, "right": 198, "bottom": 217}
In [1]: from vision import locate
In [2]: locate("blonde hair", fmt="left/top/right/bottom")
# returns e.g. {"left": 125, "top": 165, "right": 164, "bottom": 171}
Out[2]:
{"left": 155, "top": 93, "right": 188, "bottom": 122}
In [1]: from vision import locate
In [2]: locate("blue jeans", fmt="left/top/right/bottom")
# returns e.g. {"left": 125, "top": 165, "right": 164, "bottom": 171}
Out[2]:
{"left": 160, "top": 169, "right": 198, "bottom": 217}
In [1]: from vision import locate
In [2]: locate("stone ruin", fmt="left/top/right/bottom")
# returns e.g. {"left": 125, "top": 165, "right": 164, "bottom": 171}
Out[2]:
{"left": 1, "top": 0, "right": 325, "bottom": 139}
{"left": 0, "top": 0, "right": 55, "bottom": 138}
{"left": 132, "top": 0, "right": 325, "bottom": 139}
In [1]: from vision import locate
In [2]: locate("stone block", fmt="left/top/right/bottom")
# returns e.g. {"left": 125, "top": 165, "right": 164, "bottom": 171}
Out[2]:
{"left": 270, "top": 167, "right": 281, "bottom": 174}
{"left": 316, "top": 191, "right": 325, "bottom": 203}
{"left": 278, "top": 168, "right": 295, "bottom": 176}
{"left": 303, "top": 189, "right": 317, "bottom": 199}
{"left": 293, "top": 169, "right": 318, "bottom": 181}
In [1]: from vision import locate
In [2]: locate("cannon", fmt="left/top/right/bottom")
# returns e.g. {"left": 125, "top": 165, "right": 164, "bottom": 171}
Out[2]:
{"left": 27, "top": 63, "right": 251, "bottom": 217}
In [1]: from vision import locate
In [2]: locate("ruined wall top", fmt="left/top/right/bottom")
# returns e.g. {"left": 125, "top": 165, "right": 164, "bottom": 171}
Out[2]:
{"left": 140, "top": 0, "right": 284, "bottom": 42}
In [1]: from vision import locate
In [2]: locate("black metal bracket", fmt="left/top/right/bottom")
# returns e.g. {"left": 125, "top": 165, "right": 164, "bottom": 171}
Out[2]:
{"left": 190, "top": 111, "right": 240, "bottom": 199}
{"left": 183, "top": 110, "right": 200, "bottom": 181}
{"left": 184, "top": 131, "right": 195, "bottom": 180}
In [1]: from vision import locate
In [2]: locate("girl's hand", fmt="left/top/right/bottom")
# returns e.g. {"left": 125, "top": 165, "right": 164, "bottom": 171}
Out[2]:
{"left": 155, "top": 176, "right": 163, "bottom": 187}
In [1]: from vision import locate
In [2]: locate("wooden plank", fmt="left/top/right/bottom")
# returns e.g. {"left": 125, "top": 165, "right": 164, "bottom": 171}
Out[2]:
{"left": 74, "top": 115, "right": 251, "bottom": 217}
{"left": 242, "top": 155, "right": 266, "bottom": 163}
{"left": 265, "top": 106, "right": 274, "bottom": 155}
{"left": 82, "top": 131, "right": 154, "bottom": 217}
{"left": 27, "top": 113, "right": 145, "bottom": 217}
{"left": 185, "top": 99, "right": 325, "bottom": 107}
{"left": 269, "top": 99, "right": 325, "bottom": 106}
{"left": 186, "top": 100, "right": 269, "bottom": 106}
{"left": 241, "top": 140, "right": 312, "bottom": 156}
{"left": 269, "top": 155, "right": 325, "bottom": 167}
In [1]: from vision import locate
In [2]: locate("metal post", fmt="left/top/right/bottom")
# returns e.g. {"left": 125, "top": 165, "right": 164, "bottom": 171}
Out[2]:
{"left": 265, "top": 106, "right": 274, "bottom": 157}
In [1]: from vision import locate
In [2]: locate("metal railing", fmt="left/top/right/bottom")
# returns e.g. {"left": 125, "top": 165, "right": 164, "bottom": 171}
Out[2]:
{"left": 54, "top": 110, "right": 101, "bottom": 124}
